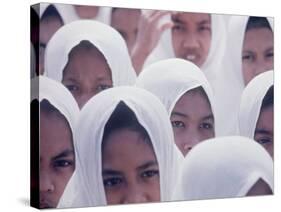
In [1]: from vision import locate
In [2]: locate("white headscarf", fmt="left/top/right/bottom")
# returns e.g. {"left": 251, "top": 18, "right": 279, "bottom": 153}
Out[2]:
{"left": 225, "top": 15, "right": 274, "bottom": 91}
{"left": 31, "top": 76, "right": 80, "bottom": 136}
{"left": 238, "top": 71, "right": 273, "bottom": 138}
{"left": 174, "top": 136, "right": 273, "bottom": 200}
{"left": 57, "top": 86, "right": 182, "bottom": 208}
{"left": 136, "top": 58, "right": 218, "bottom": 135}
{"left": 44, "top": 20, "right": 136, "bottom": 85}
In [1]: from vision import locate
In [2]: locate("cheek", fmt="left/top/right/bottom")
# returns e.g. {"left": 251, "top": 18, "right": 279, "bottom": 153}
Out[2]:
{"left": 200, "top": 34, "right": 211, "bottom": 55}
{"left": 172, "top": 32, "right": 182, "bottom": 54}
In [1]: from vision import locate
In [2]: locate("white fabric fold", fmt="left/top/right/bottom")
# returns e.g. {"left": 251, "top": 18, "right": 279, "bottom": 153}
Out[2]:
{"left": 173, "top": 136, "right": 273, "bottom": 200}
{"left": 31, "top": 76, "right": 80, "bottom": 136}
{"left": 57, "top": 86, "right": 182, "bottom": 208}
{"left": 44, "top": 20, "right": 136, "bottom": 85}
{"left": 238, "top": 71, "right": 273, "bottom": 138}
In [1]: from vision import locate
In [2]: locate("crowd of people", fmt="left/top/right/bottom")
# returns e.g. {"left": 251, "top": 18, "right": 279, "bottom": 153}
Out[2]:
{"left": 30, "top": 3, "right": 274, "bottom": 209}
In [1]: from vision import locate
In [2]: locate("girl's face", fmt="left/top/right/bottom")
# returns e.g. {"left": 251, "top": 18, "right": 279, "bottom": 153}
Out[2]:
{"left": 40, "top": 111, "right": 75, "bottom": 208}
{"left": 242, "top": 27, "right": 273, "bottom": 85}
{"left": 40, "top": 16, "right": 63, "bottom": 75}
{"left": 111, "top": 9, "right": 141, "bottom": 54}
{"left": 74, "top": 5, "right": 99, "bottom": 19}
{"left": 170, "top": 89, "right": 214, "bottom": 156}
{"left": 171, "top": 13, "right": 211, "bottom": 67}
{"left": 62, "top": 45, "right": 113, "bottom": 109}
{"left": 254, "top": 105, "right": 273, "bottom": 158}
{"left": 102, "top": 129, "right": 160, "bottom": 204}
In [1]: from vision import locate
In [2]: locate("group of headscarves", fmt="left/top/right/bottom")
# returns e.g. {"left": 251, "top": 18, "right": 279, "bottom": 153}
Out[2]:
{"left": 31, "top": 3, "right": 274, "bottom": 209}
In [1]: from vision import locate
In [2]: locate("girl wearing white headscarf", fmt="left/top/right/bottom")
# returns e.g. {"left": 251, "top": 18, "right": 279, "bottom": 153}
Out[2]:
{"left": 136, "top": 58, "right": 218, "bottom": 156}
{"left": 239, "top": 71, "right": 274, "bottom": 158}
{"left": 44, "top": 20, "right": 136, "bottom": 108}
{"left": 57, "top": 86, "right": 182, "bottom": 208}
{"left": 31, "top": 76, "right": 80, "bottom": 208}
{"left": 225, "top": 15, "right": 273, "bottom": 87}
{"left": 144, "top": 13, "right": 227, "bottom": 81}
{"left": 173, "top": 136, "right": 273, "bottom": 201}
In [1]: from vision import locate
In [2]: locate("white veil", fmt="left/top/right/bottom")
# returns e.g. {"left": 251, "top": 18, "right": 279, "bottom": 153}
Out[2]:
{"left": 57, "top": 86, "right": 182, "bottom": 208}
{"left": 238, "top": 71, "right": 273, "bottom": 138}
{"left": 173, "top": 136, "right": 273, "bottom": 200}
{"left": 44, "top": 20, "right": 136, "bottom": 85}
{"left": 31, "top": 76, "right": 80, "bottom": 138}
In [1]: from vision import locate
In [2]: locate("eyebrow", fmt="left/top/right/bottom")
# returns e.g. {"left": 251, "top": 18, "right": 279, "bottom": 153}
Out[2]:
{"left": 137, "top": 160, "right": 158, "bottom": 171}
{"left": 201, "top": 114, "right": 214, "bottom": 121}
{"left": 255, "top": 128, "right": 272, "bottom": 135}
{"left": 102, "top": 169, "right": 123, "bottom": 176}
{"left": 51, "top": 149, "right": 74, "bottom": 161}
{"left": 197, "top": 19, "right": 211, "bottom": 26}
{"left": 171, "top": 111, "right": 188, "bottom": 118}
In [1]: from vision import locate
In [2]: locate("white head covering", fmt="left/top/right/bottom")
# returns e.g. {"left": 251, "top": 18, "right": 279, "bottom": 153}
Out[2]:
{"left": 136, "top": 58, "right": 218, "bottom": 135}
{"left": 225, "top": 15, "right": 274, "bottom": 91}
{"left": 174, "top": 136, "right": 273, "bottom": 200}
{"left": 144, "top": 13, "right": 227, "bottom": 81}
{"left": 239, "top": 71, "right": 273, "bottom": 138}
{"left": 57, "top": 86, "right": 182, "bottom": 208}
{"left": 44, "top": 20, "right": 136, "bottom": 85}
{"left": 61, "top": 4, "right": 112, "bottom": 25}
{"left": 31, "top": 76, "right": 80, "bottom": 136}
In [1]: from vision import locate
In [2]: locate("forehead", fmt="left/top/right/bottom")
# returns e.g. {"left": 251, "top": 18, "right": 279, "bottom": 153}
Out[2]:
{"left": 243, "top": 28, "right": 273, "bottom": 49}
{"left": 172, "top": 12, "right": 211, "bottom": 24}
{"left": 64, "top": 45, "right": 112, "bottom": 79}
{"left": 102, "top": 129, "right": 156, "bottom": 167}
{"left": 40, "top": 111, "right": 73, "bottom": 155}
{"left": 256, "top": 106, "right": 273, "bottom": 129}
{"left": 173, "top": 90, "right": 212, "bottom": 115}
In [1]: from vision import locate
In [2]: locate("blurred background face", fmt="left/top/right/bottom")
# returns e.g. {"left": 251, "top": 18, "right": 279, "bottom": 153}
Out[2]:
{"left": 170, "top": 88, "right": 214, "bottom": 156}
{"left": 40, "top": 110, "right": 74, "bottom": 208}
{"left": 111, "top": 8, "right": 141, "bottom": 54}
{"left": 242, "top": 27, "right": 273, "bottom": 85}
{"left": 74, "top": 5, "right": 99, "bottom": 19}
{"left": 102, "top": 129, "right": 160, "bottom": 204}
{"left": 62, "top": 42, "right": 112, "bottom": 109}
{"left": 171, "top": 12, "right": 211, "bottom": 67}
{"left": 40, "top": 8, "right": 63, "bottom": 75}
{"left": 246, "top": 179, "right": 273, "bottom": 196}
{"left": 254, "top": 105, "right": 273, "bottom": 158}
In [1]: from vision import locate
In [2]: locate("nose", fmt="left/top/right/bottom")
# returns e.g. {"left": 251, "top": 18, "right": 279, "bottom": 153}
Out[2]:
{"left": 40, "top": 169, "right": 55, "bottom": 193}
{"left": 122, "top": 184, "right": 147, "bottom": 204}
{"left": 183, "top": 33, "right": 200, "bottom": 49}
{"left": 182, "top": 131, "right": 201, "bottom": 155}
{"left": 77, "top": 92, "right": 96, "bottom": 109}
{"left": 255, "top": 59, "right": 273, "bottom": 76}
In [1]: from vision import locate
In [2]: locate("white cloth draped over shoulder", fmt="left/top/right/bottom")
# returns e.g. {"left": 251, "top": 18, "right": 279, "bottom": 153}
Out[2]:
{"left": 44, "top": 20, "right": 136, "bottom": 85}
{"left": 173, "top": 136, "right": 273, "bottom": 200}
{"left": 57, "top": 86, "right": 183, "bottom": 208}
{"left": 135, "top": 58, "right": 218, "bottom": 136}
{"left": 238, "top": 71, "right": 273, "bottom": 138}
{"left": 31, "top": 76, "right": 80, "bottom": 149}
